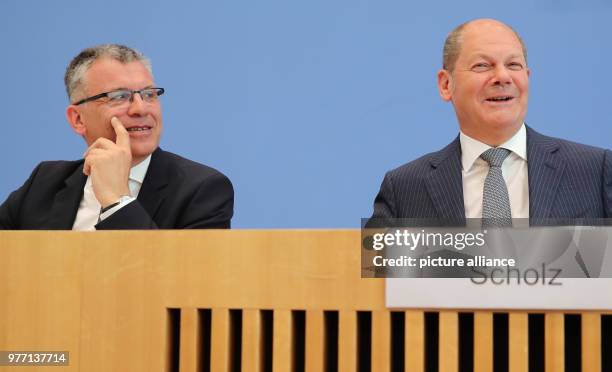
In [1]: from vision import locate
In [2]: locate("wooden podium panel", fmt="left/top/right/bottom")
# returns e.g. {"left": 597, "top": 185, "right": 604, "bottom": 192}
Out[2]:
{"left": 0, "top": 230, "right": 382, "bottom": 371}
{"left": 0, "top": 230, "right": 609, "bottom": 371}
{"left": 0, "top": 233, "right": 82, "bottom": 369}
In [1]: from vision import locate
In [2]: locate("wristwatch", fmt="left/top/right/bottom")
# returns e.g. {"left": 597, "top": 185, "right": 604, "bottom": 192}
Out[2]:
{"left": 100, "top": 195, "right": 133, "bottom": 214}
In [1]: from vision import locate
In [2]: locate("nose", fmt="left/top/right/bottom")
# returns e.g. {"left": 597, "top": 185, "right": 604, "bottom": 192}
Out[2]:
{"left": 127, "top": 92, "right": 147, "bottom": 116}
{"left": 492, "top": 65, "right": 512, "bottom": 85}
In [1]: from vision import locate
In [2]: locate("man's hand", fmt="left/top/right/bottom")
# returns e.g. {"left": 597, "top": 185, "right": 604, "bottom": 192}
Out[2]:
{"left": 83, "top": 117, "right": 132, "bottom": 208}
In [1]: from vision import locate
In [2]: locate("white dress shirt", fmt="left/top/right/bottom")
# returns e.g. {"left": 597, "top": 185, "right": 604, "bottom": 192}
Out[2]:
{"left": 460, "top": 124, "right": 529, "bottom": 219}
{"left": 72, "top": 155, "right": 151, "bottom": 231}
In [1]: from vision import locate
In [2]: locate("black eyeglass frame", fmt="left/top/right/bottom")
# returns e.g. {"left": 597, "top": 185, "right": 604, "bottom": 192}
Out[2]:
{"left": 72, "top": 87, "right": 165, "bottom": 106}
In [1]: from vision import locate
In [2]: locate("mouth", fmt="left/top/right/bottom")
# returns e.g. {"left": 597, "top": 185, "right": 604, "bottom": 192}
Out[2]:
{"left": 485, "top": 96, "right": 514, "bottom": 102}
{"left": 126, "top": 126, "right": 152, "bottom": 132}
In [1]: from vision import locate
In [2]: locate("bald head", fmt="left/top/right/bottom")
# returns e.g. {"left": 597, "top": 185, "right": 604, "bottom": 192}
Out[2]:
{"left": 443, "top": 19, "right": 527, "bottom": 73}
{"left": 436, "top": 17, "right": 530, "bottom": 146}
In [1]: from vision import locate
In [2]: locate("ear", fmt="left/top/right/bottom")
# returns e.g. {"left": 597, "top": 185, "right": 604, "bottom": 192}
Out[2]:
{"left": 437, "top": 69, "right": 453, "bottom": 102}
{"left": 66, "top": 105, "right": 86, "bottom": 136}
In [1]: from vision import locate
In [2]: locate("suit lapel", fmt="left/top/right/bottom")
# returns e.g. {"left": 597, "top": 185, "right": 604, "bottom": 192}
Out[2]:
{"left": 46, "top": 164, "right": 87, "bottom": 229}
{"left": 425, "top": 137, "right": 466, "bottom": 222}
{"left": 526, "top": 127, "right": 565, "bottom": 219}
{"left": 137, "top": 148, "right": 170, "bottom": 220}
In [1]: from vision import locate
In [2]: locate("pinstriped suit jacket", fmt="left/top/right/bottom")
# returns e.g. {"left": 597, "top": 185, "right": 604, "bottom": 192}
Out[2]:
{"left": 371, "top": 126, "right": 612, "bottom": 224}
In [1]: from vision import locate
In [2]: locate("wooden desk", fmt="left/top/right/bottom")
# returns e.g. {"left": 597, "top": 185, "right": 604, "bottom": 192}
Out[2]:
{"left": 0, "top": 231, "right": 608, "bottom": 371}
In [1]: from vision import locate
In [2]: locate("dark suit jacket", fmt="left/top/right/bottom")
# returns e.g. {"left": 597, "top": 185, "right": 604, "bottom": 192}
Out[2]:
{"left": 372, "top": 126, "right": 612, "bottom": 224}
{"left": 0, "top": 148, "right": 234, "bottom": 229}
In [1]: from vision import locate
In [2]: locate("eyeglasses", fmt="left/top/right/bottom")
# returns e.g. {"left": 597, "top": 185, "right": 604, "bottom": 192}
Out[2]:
{"left": 73, "top": 87, "right": 165, "bottom": 106}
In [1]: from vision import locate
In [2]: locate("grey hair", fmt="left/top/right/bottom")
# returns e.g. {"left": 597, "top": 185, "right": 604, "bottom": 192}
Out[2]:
{"left": 442, "top": 19, "right": 528, "bottom": 72}
{"left": 64, "top": 44, "right": 152, "bottom": 102}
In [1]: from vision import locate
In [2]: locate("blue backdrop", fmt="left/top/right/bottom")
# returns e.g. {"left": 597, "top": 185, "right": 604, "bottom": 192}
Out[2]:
{"left": 1, "top": 0, "right": 610, "bottom": 228}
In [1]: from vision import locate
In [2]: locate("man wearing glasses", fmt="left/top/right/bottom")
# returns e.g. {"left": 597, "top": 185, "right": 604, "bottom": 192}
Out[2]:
{"left": 0, "top": 44, "right": 234, "bottom": 230}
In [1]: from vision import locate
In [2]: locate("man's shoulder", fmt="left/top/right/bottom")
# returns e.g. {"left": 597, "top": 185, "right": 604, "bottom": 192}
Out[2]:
{"left": 386, "top": 153, "right": 434, "bottom": 178}
{"left": 153, "top": 148, "right": 231, "bottom": 183}
{"left": 557, "top": 138, "right": 608, "bottom": 158}
{"left": 32, "top": 159, "right": 84, "bottom": 181}
{"left": 385, "top": 138, "right": 460, "bottom": 180}
{"left": 527, "top": 126, "right": 608, "bottom": 159}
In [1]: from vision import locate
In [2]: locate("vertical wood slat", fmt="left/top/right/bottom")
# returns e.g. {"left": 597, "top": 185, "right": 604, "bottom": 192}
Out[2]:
{"left": 372, "top": 311, "right": 391, "bottom": 371}
{"left": 211, "top": 308, "right": 231, "bottom": 371}
{"left": 179, "top": 308, "right": 199, "bottom": 372}
{"left": 339, "top": 311, "right": 357, "bottom": 371}
{"left": 439, "top": 311, "right": 458, "bottom": 372}
{"left": 474, "top": 312, "right": 493, "bottom": 372}
{"left": 405, "top": 311, "right": 424, "bottom": 372}
{"left": 545, "top": 313, "right": 564, "bottom": 372}
{"left": 273, "top": 310, "right": 293, "bottom": 372}
{"left": 509, "top": 313, "right": 528, "bottom": 372}
{"left": 242, "top": 309, "right": 262, "bottom": 372}
{"left": 305, "top": 310, "right": 324, "bottom": 372}
{"left": 581, "top": 313, "right": 601, "bottom": 372}
{"left": 165, "top": 308, "right": 177, "bottom": 372}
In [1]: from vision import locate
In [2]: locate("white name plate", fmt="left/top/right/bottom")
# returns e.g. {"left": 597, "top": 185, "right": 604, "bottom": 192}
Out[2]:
{"left": 386, "top": 278, "right": 612, "bottom": 310}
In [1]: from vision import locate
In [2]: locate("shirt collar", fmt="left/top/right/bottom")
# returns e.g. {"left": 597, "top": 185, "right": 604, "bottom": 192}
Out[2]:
{"left": 130, "top": 154, "right": 151, "bottom": 184}
{"left": 460, "top": 123, "right": 527, "bottom": 172}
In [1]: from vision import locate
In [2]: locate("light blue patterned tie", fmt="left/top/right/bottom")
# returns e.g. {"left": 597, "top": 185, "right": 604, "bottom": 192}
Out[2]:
{"left": 480, "top": 148, "right": 512, "bottom": 227}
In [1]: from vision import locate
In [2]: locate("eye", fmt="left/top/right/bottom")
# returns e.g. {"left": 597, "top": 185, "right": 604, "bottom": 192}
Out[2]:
{"left": 507, "top": 62, "right": 524, "bottom": 71}
{"left": 141, "top": 89, "right": 159, "bottom": 101}
{"left": 471, "top": 63, "right": 491, "bottom": 72}
{"left": 107, "top": 90, "right": 131, "bottom": 102}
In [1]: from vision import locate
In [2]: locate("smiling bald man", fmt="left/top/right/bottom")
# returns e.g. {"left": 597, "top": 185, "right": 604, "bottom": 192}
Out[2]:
{"left": 371, "top": 19, "right": 612, "bottom": 224}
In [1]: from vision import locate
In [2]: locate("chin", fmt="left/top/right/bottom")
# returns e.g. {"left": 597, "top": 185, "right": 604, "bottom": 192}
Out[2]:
{"left": 484, "top": 114, "right": 522, "bottom": 130}
{"left": 130, "top": 144, "right": 157, "bottom": 161}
